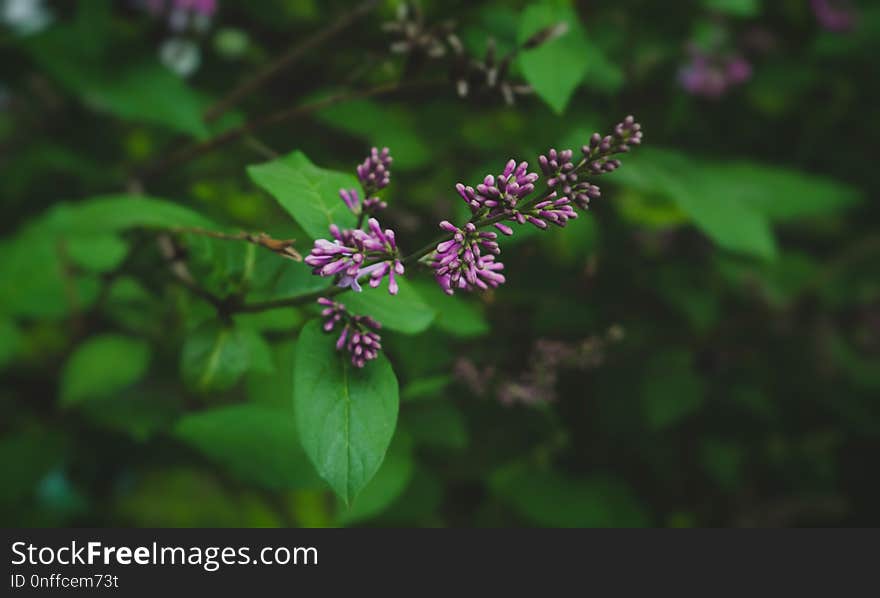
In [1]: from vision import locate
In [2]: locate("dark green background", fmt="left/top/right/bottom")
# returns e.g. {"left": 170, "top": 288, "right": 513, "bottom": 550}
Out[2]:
{"left": 1, "top": 0, "right": 877, "bottom": 527}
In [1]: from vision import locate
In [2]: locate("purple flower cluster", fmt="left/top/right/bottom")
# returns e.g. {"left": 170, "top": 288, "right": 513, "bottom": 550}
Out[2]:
{"left": 456, "top": 160, "right": 540, "bottom": 235}
{"left": 432, "top": 221, "right": 505, "bottom": 295}
{"left": 357, "top": 147, "right": 392, "bottom": 195}
{"left": 540, "top": 148, "right": 600, "bottom": 211}
{"left": 318, "top": 298, "right": 382, "bottom": 368}
{"left": 811, "top": 0, "right": 857, "bottom": 32}
{"left": 679, "top": 48, "right": 752, "bottom": 99}
{"left": 431, "top": 116, "right": 643, "bottom": 295}
{"left": 339, "top": 147, "right": 393, "bottom": 217}
{"left": 305, "top": 218, "right": 404, "bottom": 294}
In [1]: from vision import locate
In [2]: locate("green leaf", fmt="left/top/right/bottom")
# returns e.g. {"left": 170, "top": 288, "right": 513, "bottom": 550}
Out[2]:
{"left": 517, "top": 3, "right": 619, "bottom": 113}
{"left": 337, "top": 430, "right": 414, "bottom": 524}
{"left": 60, "top": 334, "right": 151, "bottom": 405}
{"left": 180, "top": 321, "right": 273, "bottom": 392}
{"left": 65, "top": 234, "right": 129, "bottom": 272}
{"left": 175, "top": 404, "right": 321, "bottom": 490}
{"left": 316, "top": 99, "right": 430, "bottom": 170}
{"left": 615, "top": 148, "right": 777, "bottom": 260}
{"left": 247, "top": 151, "right": 358, "bottom": 240}
{"left": 641, "top": 350, "right": 705, "bottom": 430}
{"left": 293, "top": 319, "right": 399, "bottom": 504}
{"left": 491, "top": 463, "right": 650, "bottom": 527}
{"left": 698, "top": 162, "right": 862, "bottom": 222}
{"left": 411, "top": 280, "right": 489, "bottom": 337}
{"left": 27, "top": 23, "right": 209, "bottom": 138}
{"left": 43, "top": 194, "right": 223, "bottom": 233}
{"left": 1, "top": 194, "right": 219, "bottom": 319}
{"left": 343, "top": 277, "right": 436, "bottom": 334}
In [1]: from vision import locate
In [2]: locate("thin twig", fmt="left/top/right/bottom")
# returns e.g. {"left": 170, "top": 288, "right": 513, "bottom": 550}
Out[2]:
{"left": 171, "top": 226, "right": 302, "bottom": 261}
{"left": 203, "top": 0, "right": 382, "bottom": 123}
{"left": 140, "top": 80, "right": 428, "bottom": 179}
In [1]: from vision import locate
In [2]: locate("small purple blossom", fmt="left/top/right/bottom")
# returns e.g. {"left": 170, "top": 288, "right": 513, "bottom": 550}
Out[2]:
{"left": 318, "top": 297, "right": 382, "bottom": 368}
{"left": 811, "top": 0, "right": 857, "bottom": 32}
{"left": 678, "top": 48, "right": 752, "bottom": 99}
{"left": 456, "top": 159, "right": 539, "bottom": 234}
{"left": 304, "top": 218, "right": 404, "bottom": 294}
{"left": 539, "top": 147, "right": 602, "bottom": 211}
{"left": 339, "top": 187, "right": 388, "bottom": 216}
{"left": 431, "top": 221, "right": 505, "bottom": 295}
{"left": 357, "top": 147, "right": 392, "bottom": 195}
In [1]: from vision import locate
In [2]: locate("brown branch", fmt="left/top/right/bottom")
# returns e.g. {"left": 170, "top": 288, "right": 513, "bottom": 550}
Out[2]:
{"left": 203, "top": 0, "right": 382, "bottom": 123}
{"left": 171, "top": 226, "right": 302, "bottom": 262}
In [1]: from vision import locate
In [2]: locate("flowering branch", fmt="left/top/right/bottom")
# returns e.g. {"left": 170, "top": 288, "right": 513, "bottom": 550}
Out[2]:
{"left": 289, "top": 115, "right": 644, "bottom": 365}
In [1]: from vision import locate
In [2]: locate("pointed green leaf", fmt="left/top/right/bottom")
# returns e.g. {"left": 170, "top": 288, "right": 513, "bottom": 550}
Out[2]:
{"left": 343, "top": 277, "right": 435, "bottom": 334}
{"left": 247, "top": 151, "right": 358, "bottom": 239}
{"left": 175, "top": 404, "right": 321, "bottom": 490}
{"left": 180, "top": 321, "right": 273, "bottom": 392}
{"left": 60, "top": 334, "right": 151, "bottom": 405}
{"left": 293, "top": 319, "right": 399, "bottom": 504}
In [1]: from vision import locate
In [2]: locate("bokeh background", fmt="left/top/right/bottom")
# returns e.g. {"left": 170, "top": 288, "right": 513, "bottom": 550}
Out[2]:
{"left": 1, "top": 0, "right": 878, "bottom": 527}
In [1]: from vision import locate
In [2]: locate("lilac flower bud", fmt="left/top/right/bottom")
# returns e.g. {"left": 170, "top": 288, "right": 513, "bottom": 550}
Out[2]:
{"left": 356, "top": 147, "right": 392, "bottom": 195}
{"left": 678, "top": 47, "right": 752, "bottom": 99}
{"left": 580, "top": 116, "right": 643, "bottom": 174}
{"left": 527, "top": 192, "right": 578, "bottom": 229}
{"left": 455, "top": 159, "right": 539, "bottom": 235}
{"left": 811, "top": 0, "right": 857, "bottom": 32}
{"left": 305, "top": 218, "right": 404, "bottom": 295}
{"left": 539, "top": 148, "right": 578, "bottom": 192}
{"left": 339, "top": 188, "right": 361, "bottom": 214}
{"left": 317, "top": 297, "right": 383, "bottom": 368}
{"left": 431, "top": 221, "right": 505, "bottom": 295}
{"left": 363, "top": 196, "right": 388, "bottom": 212}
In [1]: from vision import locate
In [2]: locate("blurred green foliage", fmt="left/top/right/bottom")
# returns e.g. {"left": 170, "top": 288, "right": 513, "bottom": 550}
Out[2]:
{"left": 0, "top": 0, "right": 877, "bottom": 527}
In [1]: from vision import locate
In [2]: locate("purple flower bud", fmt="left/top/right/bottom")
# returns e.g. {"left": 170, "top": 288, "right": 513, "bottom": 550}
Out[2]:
{"left": 339, "top": 188, "right": 361, "bottom": 214}
{"left": 357, "top": 147, "right": 393, "bottom": 195}
{"left": 811, "top": 0, "right": 857, "bottom": 32}
{"left": 305, "top": 218, "right": 404, "bottom": 295}
{"left": 317, "top": 297, "right": 383, "bottom": 368}
{"left": 431, "top": 221, "right": 505, "bottom": 295}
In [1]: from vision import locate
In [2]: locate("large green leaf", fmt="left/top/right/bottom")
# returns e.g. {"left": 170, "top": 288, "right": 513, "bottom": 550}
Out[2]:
{"left": 60, "top": 334, "right": 151, "bottom": 405}
{"left": 42, "top": 194, "right": 223, "bottom": 233}
{"left": 491, "top": 463, "right": 650, "bottom": 527}
{"left": 342, "top": 277, "right": 435, "bottom": 334}
{"left": 247, "top": 151, "right": 358, "bottom": 240}
{"left": 293, "top": 319, "right": 399, "bottom": 504}
{"left": 337, "top": 430, "right": 414, "bottom": 524}
{"left": 517, "top": 3, "right": 620, "bottom": 113}
{"left": 180, "top": 321, "right": 273, "bottom": 392}
{"left": 616, "top": 148, "right": 861, "bottom": 259}
{"left": 615, "top": 148, "right": 777, "bottom": 260}
{"left": 65, "top": 234, "right": 129, "bottom": 273}
{"left": 27, "top": 22, "right": 209, "bottom": 138}
{"left": 0, "top": 195, "right": 222, "bottom": 319}
{"left": 698, "top": 162, "right": 862, "bottom": 222}
{"left": 174, "top": 404, "right": 321, "bottom": 490}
